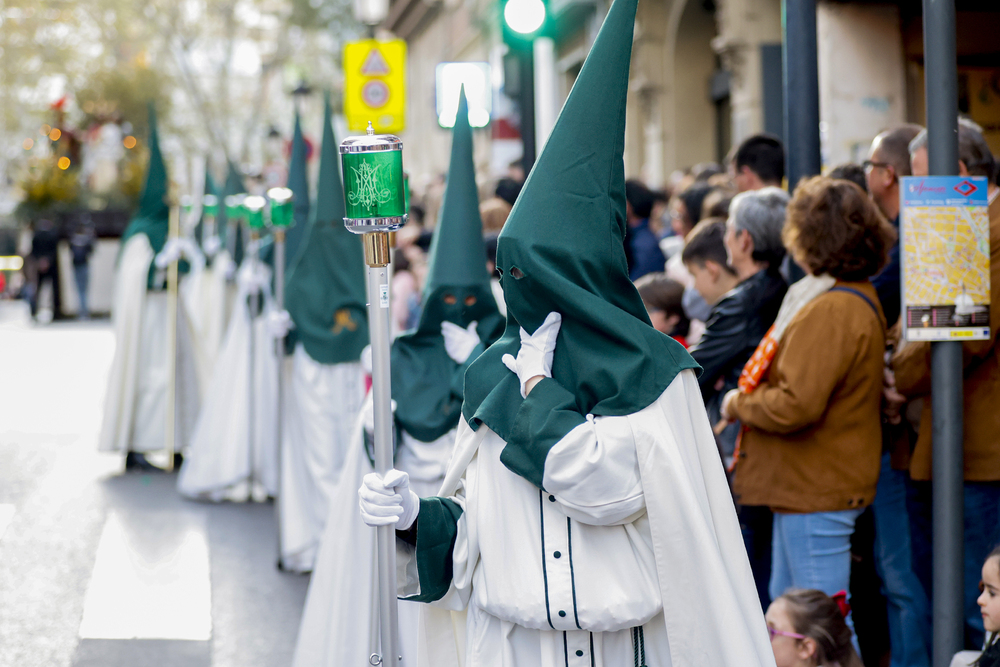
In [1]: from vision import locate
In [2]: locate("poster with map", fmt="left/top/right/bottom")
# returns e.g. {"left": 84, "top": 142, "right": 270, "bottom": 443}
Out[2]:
{"left": 900, "top": 176, "right": 991, "bottom": 342}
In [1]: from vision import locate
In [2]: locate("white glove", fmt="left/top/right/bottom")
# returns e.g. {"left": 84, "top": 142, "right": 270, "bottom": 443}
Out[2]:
{"left": 154, "top": 238, "right": 184, "bottom": 269}
{"left": 359, "top": 469, "right": 419, "bottom": 530}
{"left": 203, "top": 235, "right": 222, "bottom": 257}
{"left": 441, "top": 321, "right": 480, "bottom": 364}
{"left": 501, "top": 311, "right": 562, "bottom": 398}
{"left": 179, "top": 238, "right": 205, "bottom": 271}
{"left": 237, "top": 262, "right": 269, "bottom": 295}
{"left": 362, "top": 397, "right": 398, "bottom": 435}
{"left": 266, "top": 310, "right": 293, "bottom": 338}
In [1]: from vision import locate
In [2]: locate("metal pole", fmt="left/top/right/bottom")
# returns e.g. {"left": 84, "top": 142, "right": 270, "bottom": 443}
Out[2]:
{"left": 923, "top": 0, "right": 964, "bottom": 663}
{"left": 273, "top": 229, "right": 286, "bottom": 562}
{"left": 519, "top": 47, "right": 537, "bottom": 177}
{"left": 782, "top": 0, "right": 821, "bottom": 191}
{"left": 247, "top": 227, "right": 259, "bottom": 499}
{"left": 364, "top": 231, "right": 400, "bottom": 666}
{"left": 164, "top": 206, "right": 180, "bottom": 473}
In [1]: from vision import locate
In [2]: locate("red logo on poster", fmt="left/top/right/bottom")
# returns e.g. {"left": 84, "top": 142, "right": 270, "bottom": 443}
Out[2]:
{"left": 955, "top": 180, "right": 978, "bottom": 196}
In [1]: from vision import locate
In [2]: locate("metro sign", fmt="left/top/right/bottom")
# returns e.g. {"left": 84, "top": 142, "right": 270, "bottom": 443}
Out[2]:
{"left": 954, "top": 180, "right": 978, "bottom": 196}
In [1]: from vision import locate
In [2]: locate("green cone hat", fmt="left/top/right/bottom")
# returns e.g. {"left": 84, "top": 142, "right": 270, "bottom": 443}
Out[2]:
{"left": 284, "top": 93, "right": 369, "bottom": 365}
{"left": 119, "top": 103, "right": 173, "bottom": 288}
{"left": 463, "top": 0, "right": 697, "bottom": 445}
{"left": 284, "top": 111, "right": 311, "bottom": 265}
{"left": 194, "top": 168, "right": 219, "bottom": 248}
{"left": 219, "top": 162, "right": 246, "bottom": 265}
{"left": 390, "top": 88, "right": 505, "bottom": 442}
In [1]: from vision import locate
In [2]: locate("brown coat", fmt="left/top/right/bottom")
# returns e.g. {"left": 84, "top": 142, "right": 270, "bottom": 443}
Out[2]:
{"left": 892, "top": 192, "right": 1000, "bottom": 482}
{"left": 731, "top": 281, "right": 886, "bottom": 513}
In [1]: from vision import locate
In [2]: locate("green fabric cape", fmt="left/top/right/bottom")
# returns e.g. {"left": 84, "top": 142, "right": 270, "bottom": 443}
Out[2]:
{"left": 283, "top": 94, "right": 369, "bottom": 365}
{"left": 118, "top": 103, "right": 183, "bottom": 289}
{"left": 193, "top": 169, "right": 219, "bottom": 250}
{"left": 218, "top": 163, "right": 246, "bottom": 266}
{"left": 461, "top": 0, "right": 698, "bottom": 480}
{"left": 390, "top": 91, "right": 505, "bottom": 443}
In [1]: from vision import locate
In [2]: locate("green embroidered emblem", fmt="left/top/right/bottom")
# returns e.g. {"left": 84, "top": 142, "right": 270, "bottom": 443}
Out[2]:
{"left": 347, "top": 159, "right": 392, "bottom": 209}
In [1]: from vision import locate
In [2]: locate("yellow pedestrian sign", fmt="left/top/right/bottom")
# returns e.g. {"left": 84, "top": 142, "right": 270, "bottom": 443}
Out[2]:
{"left": 344, "top": 39, "right": 406, "bottom": 134}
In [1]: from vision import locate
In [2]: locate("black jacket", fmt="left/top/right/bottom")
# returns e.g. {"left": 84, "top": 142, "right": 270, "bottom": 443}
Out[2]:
{"left": 690, "top": 269, "right": 787, "bottom": 402}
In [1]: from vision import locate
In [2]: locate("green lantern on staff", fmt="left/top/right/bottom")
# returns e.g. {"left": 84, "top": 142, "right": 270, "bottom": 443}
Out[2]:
{"left": 243, "top": 195, "right": 266, "bottom": 230}
{"left": 339, "top": 122, "right": 407, "bottom": 233}
{"left": 267, "top": 187, "right": 294, "bottom": 228}
{"left": 203, "top": 193, "right": 219, "bottom": 218}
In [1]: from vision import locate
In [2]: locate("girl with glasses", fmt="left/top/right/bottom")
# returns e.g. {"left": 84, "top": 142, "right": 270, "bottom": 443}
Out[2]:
{"left": 766, "top": 589, "right": 862, "bottom": 667}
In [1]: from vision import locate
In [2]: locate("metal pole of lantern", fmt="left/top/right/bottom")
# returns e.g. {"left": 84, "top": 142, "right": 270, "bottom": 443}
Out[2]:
{"left": 164, "top": 204, "right": 181, "bottom": 472}
{"left": 266, "top": 187, "right": 293, "bottom": 565}
{"left": 243, "top": 196, "right": 265, "bottom": 499}
{"left": 341, "top": 122, "right": 407, "bottom": 666}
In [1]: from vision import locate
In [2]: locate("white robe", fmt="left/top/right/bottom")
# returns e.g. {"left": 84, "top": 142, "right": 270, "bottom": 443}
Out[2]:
{"left": 404, "top": 370, "right": 776, "bottom": 667}
{"left": 278, "top": 345, "right": 366, "bottom": 572}
{"left": 292, "top": 392, "right": 456, "bottom": 667}
{"left": 180, "top": 250, "right": 232, "bottom": 384}
{"left": 177, "top": 261, "right": 280, "bottom": 501}
{"left": 98, "top": 235, "right": 200, "bottom": 454}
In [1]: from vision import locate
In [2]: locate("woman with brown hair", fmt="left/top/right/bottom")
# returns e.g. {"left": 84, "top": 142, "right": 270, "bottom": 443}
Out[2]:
{"left": 722, "top": 176, "right": 896, "bottom": 630}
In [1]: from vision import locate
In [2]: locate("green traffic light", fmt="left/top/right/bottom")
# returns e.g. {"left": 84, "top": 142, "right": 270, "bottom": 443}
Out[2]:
{"left": 504, "top": 0, "right": 545, "bottom": 34}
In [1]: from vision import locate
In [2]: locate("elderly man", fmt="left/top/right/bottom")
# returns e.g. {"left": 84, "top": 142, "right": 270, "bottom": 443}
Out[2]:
{"left": 892, "top": 119, "right": 1000, "bottom": 649}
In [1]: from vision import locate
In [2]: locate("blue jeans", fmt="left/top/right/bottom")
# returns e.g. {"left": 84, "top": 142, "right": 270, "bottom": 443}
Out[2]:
{"left": 872, "top": 454, "right": 931, "bottom": 667}
{"left": 73, "top": 264, "right": 89, "bottom": 317}
{"left": 771, "top": 508, "right": 863, "bottom": 644}
{"left": 908, "top": 480, "right": 1000, "bottom": 649}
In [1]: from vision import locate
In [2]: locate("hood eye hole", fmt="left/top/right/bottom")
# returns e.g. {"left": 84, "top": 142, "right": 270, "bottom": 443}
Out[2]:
{"left": 496, "top": 267, "right": 503, "bottom": 276}
{"left": 443, "top": 294, "right": 457, "bottom": 305}
{"left": 511, "top": 267, "right": 524, "bottom": 279}
{"left": 464, "top": 295, "right": 477, "bottom": 306}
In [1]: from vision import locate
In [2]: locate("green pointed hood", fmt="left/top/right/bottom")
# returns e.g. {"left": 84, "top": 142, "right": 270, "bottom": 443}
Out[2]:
{"left": 119, "top": 103, "right": 173, "bottom": 289}
{"left": 284, "top": 94, "right": 369, "bottom": 365}
{"left": 219, "top": 162, "right": 245, "bottom": 265}
{"left": 390, "top": 89, "right": 505, "bottom": 442}
{"left": 462, "top": 0, "right": 697, "bottom": 445}
{"left": 194, "top": 168, "right": 219, "bottom": 248}
{"left": 284, "top": 111, "right": 311, "bottom": 265}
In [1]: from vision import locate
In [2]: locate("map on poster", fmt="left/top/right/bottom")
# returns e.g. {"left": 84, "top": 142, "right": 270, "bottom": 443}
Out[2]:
{"left": 901, "top": 175, "right": 991, "bottom": 341}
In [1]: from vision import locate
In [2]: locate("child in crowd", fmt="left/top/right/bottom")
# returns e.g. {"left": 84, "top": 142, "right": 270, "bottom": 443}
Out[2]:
{"left": 952, "top": 546, "right": 1000, "bottom": 667}
{"left": 681, "top": 218, "right": 740, "bottom": 307}
{"left": 634, "top": 272, "right": 691, "bottom": 347}
{"left": 766, "top": 589, "right": 863, "bottom": 667}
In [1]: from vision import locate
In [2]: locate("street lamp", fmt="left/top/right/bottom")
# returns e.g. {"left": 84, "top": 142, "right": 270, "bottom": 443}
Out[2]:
{"left": 501, "top": 0, "right": 548, "bottom": 176}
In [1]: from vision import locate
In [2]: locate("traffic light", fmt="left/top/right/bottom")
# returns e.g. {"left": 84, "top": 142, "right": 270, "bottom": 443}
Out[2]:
{"left": 500, "top": 0, "right": 549, "bottom": 175}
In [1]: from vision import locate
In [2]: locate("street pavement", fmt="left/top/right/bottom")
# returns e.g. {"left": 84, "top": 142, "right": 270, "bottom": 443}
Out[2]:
{"left": 0, "top": 303, "right": 310, "bottom": 667}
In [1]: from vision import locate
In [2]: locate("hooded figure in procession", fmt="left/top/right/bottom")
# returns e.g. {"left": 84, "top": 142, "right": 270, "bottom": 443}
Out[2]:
{"left": 356, "top": 1, "right": 778, "bottom": 664}
{"left": 98, "top": 104, "right": 201, "bottom": 470}
{"left": 277, "top": 95, "right": 370, "bottom": 572}
{"left": 292, "top": 89, "right": 505, "bottom": 667}
{"left": 177, "top": 161, "right": 284, "bottom": 500}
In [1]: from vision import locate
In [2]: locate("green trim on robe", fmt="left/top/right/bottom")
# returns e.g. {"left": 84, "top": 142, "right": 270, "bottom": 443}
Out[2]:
{"left": 284, "top": 94, "right": 369, "bottom": 364}
{"left": 404, "top": 496, "right": 464, "bottom": 603}
{"left": 502, "top": 378, "right": 587, "bottom": 490}
{"left": 462, "top": 0, "right": 699, "bottom": 462}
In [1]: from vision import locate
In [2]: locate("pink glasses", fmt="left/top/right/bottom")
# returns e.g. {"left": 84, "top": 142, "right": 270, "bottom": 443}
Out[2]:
{"left": 767, "top": 626, "right": 806, "bottom": 642}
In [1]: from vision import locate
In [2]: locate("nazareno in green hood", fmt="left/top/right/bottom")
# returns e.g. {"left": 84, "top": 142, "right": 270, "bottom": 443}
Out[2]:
{"left": 390, "top": 89, "right": 505, "bottom": 442}
{"left": 283, "top": 92, "right": 369, "bottom": 365}
{"left": 462, "top": 0, "right": 698, "bottom": 441}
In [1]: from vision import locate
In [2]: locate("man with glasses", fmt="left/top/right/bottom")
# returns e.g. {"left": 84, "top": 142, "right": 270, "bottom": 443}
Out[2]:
{"left": 864, "top": 124, "right": 923, "bottom": 328}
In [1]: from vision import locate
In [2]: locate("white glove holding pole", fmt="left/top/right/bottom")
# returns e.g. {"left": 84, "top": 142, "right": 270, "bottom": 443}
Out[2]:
{"left": 359, "top": 469, "right": 419, "bottom": 530}
{"left": 441, "top": 321, "right": 480, "bottom": 364}
{"left": 266, "top": 309, "right": 293, "bottom": 338}
{"left": 154, "top": 238, "right": 184, "bottom": 269}
{"left": 502, "top": 311, "right": 562, "bottom": 398}
{"left": 203, "top": 235, "right": 222, "bottom": 258}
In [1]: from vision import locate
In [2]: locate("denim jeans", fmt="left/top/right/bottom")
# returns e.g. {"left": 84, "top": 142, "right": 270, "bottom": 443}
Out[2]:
{"left": 73, "top": 264, "right": 89, "bottom": 317}
{"left": 771, "top": 508, "right": 863, "bottom": 644}
{"left": 909, "top": 480, "right": 1000, "bottom": 649}
{"left": 872, "top": 454, "right": 931, "bottom": 667}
